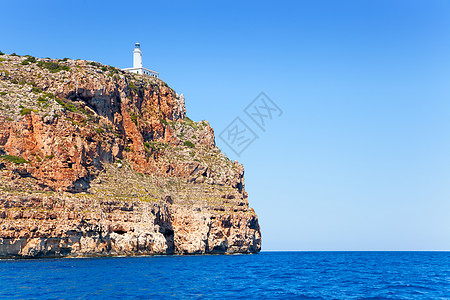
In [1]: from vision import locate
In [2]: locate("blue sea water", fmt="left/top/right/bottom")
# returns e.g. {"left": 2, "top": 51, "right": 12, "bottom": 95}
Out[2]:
{"left": 1, "top": 251, "right": 449, "bottom": 299}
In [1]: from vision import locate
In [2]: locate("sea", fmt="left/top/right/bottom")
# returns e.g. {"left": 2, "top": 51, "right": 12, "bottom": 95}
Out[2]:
{"left": 1, "top": 251, "right": 449, "bottom": 299}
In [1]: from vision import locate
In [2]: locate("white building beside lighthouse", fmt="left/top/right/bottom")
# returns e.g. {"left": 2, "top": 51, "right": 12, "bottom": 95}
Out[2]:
{"left": 122, "top": 43, "right": 159, "bottom": 78}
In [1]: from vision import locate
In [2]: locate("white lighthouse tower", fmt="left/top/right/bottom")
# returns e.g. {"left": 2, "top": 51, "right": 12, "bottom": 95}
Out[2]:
{"left": 122, "top": 43, "right": 159, "bottom": 78}
{"left": 133, "top": 43, "right": 143, "bottom": 68}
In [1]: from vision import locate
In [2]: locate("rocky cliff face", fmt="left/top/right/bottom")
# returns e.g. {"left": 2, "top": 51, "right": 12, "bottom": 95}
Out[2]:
{"left": 0, "top": 54, "right": 261, "bottom": 257}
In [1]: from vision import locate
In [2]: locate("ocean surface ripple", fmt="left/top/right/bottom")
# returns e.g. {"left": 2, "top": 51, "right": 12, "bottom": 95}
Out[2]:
{"left": 1, "top": 252, "right": 449, "bottom": 299}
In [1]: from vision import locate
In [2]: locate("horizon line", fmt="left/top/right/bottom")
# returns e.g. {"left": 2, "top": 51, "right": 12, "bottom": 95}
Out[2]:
{"left": 260, "top": 250, "right": 450, "bottom": 252}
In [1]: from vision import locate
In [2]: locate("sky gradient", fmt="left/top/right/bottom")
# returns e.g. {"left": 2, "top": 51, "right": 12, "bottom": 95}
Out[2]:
{"left": 2, "top": 0, "right": 450, "bottom": 250}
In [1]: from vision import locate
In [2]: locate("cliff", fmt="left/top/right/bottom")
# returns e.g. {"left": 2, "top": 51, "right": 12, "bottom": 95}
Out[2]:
{"left": 0, "top": 53, "right": 261, "bottom": 257}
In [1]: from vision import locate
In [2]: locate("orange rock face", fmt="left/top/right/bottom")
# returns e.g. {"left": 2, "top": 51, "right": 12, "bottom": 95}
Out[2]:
{"left": 0, "top": 54, "right": 261, "bottom": 257}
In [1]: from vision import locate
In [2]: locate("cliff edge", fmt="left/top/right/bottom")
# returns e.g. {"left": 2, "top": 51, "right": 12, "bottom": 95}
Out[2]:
{"left": 0, "top": 53, "right": 261, "bottom": 257}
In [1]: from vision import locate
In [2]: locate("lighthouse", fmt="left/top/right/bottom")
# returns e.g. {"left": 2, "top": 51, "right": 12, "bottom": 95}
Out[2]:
{"left": 133, "top": 43, "right": 143, "bottom": 68}
{"left": 122, "top": 43, "right": 159, "bottom": 78}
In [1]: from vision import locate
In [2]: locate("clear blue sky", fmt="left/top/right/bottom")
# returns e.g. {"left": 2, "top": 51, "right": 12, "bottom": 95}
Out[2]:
{"left": 2, "top": 0, "right": 450, "bottom": 250}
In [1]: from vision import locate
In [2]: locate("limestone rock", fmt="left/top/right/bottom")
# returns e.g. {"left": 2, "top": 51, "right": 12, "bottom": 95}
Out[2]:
{"left": 0, "top": 54, "right": 261, "bottom": 257}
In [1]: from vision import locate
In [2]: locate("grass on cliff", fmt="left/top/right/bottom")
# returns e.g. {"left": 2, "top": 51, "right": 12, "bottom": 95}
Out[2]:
{"left": 0, "top": 155, "right": 29, "bottom": 164}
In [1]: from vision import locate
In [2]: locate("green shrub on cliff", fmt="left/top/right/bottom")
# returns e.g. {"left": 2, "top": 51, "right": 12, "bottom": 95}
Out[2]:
{"left": 0, "top": 155, "right": 29, "bottom": 164}
{"left": 109, "top": 67, "right": 119, "bottom": 75}
{"left": 55, "top": 98, "right": 77, "bottom": 112}
{"left": 32, "top": 86, "right": 42, "bottom": 93}
{"left": 37, "top": 61, "right": 70, "bottom": 73}
{"left": 184, "top": 141, "right": 195, "bottom": 148}
{"left": 20, "top": 108, "right": 31, "bottom": 115}
{"left": 21, "top": 56, "right": 36, "bottom": 65}
{"left": 19, "top": 107, "right": 37, "bottom": 115}
{"left": 184, "top": 117, "right": 198, "bottom": 129}
{"left": 144, "top": 141, "right": 168, "bottom": 153}
{"left": 128, "top": 81, "right": 138, "bottom": 93}
{"left": 130, "top": 112, "right": 138, "bottom": 125}
{"left": 44, "top": 93, "right": 83, "bottom": 114}
{"left": 37, "top": 96, "right": 48, "bottom": 104}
